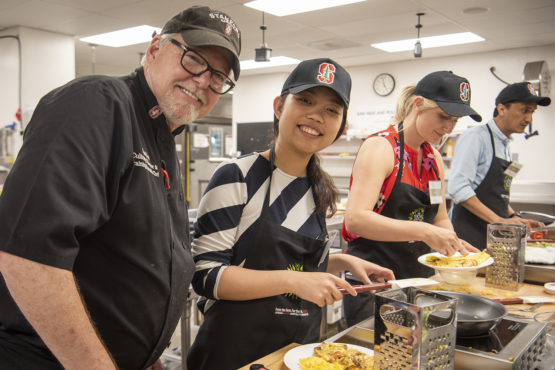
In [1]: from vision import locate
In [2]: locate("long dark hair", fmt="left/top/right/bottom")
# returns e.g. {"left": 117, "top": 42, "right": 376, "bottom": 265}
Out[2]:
{"left": 270, "top": 92, "right": 348, "bottom": 216}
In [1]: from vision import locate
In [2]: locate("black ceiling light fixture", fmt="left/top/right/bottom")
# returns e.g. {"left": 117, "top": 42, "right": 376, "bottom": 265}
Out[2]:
{"left": 255, "top": 11, "right": 272, "bottom": 62}
{"left": 414, "top": 12, "right": 424, "bottom": 58}
{"left": 89, "top": 44, "right": 97, "bottom": 74}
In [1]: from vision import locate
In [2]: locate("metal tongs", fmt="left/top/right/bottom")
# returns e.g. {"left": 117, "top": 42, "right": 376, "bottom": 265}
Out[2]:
{"left": 338, "top": 282, "right": 392, "bottom": 294}
{"left": 519, "top": 211, "right": 555, "bottom": 223}
{"left": 519, "top": 211, "right": 555, "bottom": 234}
{"left": 529, "top": 225, "right": 555, "bottom": 233}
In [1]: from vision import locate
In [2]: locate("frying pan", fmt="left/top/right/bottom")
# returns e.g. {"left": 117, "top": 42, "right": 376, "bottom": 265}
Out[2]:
{"left": 432, "top": 291, "right": 507, "bottom": 337}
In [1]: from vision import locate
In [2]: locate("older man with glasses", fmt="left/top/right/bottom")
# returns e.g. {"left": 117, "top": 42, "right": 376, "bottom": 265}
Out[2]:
{"left": 0, "top": 5, "right": 240, "bottom": 370}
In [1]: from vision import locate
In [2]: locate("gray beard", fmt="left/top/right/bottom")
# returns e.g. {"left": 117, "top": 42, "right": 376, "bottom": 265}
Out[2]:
{"left": 159, "top": 99, "right": 199, "bottom": 129}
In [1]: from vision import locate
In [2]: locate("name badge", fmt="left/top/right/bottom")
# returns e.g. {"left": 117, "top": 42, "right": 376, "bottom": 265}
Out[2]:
{"left": 504, "top": 162, "right": 523, "bottom": 178}
{"left": 428, "top": 180, "right": 442, "bottom": 205}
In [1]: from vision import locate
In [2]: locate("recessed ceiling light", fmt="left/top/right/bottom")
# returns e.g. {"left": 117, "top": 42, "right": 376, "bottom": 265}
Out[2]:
{"left": 244, "top": 0, "right": 366, "bottom": 16}
{"left": 79, "top": 25, "right": 161, "bottom": 47}
{"left": 372, "top": 32, "right": 485, "bottom": 53}
{"left": 240, "top": 56, "right": 300, "bottom": 70}
{"left": 308, "top": 39, "right": 361, "bottom": 50}
{"left": 462, "top": 7, "right": 489, "bottom": 15}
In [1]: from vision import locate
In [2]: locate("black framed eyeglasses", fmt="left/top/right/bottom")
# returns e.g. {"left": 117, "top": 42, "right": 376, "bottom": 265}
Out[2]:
{"left": 169, "top": 38, "right": 235, "bottom": 95}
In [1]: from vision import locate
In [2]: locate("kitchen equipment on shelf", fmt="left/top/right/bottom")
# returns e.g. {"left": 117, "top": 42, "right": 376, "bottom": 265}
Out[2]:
{"left": 431, "top": 291, "right": 507, "bottom": 337}
{"left": 374, "top": 287, "right": 457, "bottom": 369}
{"left": 486, "top": 223, "right": 527, "bottom": 291}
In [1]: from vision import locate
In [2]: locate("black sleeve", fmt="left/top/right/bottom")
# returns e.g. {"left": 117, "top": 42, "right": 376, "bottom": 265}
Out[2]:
{"left": 0, "top": 77, "right": 134, "bottom": 270}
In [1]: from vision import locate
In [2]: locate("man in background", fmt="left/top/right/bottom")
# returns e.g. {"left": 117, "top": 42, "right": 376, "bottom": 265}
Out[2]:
{"left": 448, "top": 82, "right": 550, "bottom": 250}
{"left": 0, "top": 5, "right": 241, "bottom": 369}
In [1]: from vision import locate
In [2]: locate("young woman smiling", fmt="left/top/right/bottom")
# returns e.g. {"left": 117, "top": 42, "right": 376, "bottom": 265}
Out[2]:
{"left": 187, "top": 58, "right": 393, "bottom": 369}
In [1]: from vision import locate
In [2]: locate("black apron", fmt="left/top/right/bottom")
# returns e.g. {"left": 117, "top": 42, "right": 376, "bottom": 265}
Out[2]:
{"left": 344, "top": 123, "right": 438, "bottom": 326}
{"left": 187, "top": 149, "right": 329, "bottom": 370}
{"left": 452, "top": 124, "right": 512, "bottom": 250}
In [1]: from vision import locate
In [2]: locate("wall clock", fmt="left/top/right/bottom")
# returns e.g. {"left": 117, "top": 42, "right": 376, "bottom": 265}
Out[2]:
{"left": 373, "top": 73, "right": 395, "bottom": 96}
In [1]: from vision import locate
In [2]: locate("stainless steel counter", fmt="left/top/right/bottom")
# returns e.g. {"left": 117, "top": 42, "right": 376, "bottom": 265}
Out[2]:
{"left": 525, "top": 263, "right": 555, "bottom": 284}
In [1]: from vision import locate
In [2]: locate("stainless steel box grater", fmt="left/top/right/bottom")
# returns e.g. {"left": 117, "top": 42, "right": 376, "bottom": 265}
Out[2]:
{"left": 486, "top": 223, "right": 527, "bottom": 291}
{"left": 374, "top": 287, "right": 457, "bottom": 369}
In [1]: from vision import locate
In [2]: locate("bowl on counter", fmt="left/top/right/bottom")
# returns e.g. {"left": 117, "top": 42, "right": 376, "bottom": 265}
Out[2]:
{"left": 417, "top": 252, "right": 495, "bottom": 285}
{"left": 436, "top": 269, "right": 478, "bottom": 285}
{"left": 545, "top": 282, "right": 555, "bottom": 294}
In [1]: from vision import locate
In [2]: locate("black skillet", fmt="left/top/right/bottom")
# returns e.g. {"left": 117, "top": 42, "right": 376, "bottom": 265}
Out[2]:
{"left": 432, "top": 290, "right": 507, "bottom": 337}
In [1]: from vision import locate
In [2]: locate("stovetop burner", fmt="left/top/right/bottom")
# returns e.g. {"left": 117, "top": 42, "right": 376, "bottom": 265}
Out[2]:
{"left": 456, "top": 318, "right": 527, "bottom": 352}
{"left": 329, "top": 316, "right": 547, "bottom": 370}
{"left": 455, "top": 316, "right": 547, "bottom": 369}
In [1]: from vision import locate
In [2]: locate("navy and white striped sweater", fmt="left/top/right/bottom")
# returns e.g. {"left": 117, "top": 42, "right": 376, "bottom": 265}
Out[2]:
{"left": 191, "top": 152, "right": 322, "bottom": 313}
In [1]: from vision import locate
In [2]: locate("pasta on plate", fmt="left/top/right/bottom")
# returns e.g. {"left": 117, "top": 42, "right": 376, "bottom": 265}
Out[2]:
{"left": 424, "top": 251, "right": 491, "bottom": 268}
{"left": 299, "top": 342, "right": 373, "bottom": 370}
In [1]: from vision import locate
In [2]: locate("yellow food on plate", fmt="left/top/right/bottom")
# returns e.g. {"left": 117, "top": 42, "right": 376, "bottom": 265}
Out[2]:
{"left": 425, "top": 251, "right": 490, "bottom": 267}
{"left": 299, "top": 356, "right": 343, "bottom": 370}
{"left": 300, "top": 342, "right": 373, "bottom": 370}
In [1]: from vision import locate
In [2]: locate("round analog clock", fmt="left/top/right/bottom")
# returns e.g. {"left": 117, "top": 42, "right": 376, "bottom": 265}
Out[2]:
{"left": 373, "top": 73, "right": 396, "bottom": 96}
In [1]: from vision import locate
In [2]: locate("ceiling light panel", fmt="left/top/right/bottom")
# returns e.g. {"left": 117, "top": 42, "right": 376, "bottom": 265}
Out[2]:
{"left": 79, "top": 25, "right": 161, "bottom": 47}
{"left": 372, "top": 32, "right": 485, "bottom": 52}
{"left": 241, "top": 56, "right": 300, "bottom": 70}
{"left": 244, "top": 0, "right": 366, "bottom": 16}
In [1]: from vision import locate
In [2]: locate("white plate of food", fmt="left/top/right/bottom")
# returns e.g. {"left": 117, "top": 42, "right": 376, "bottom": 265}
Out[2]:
{"left": 283, "top": 342, "right": 374, "bottom": 370}
{"left": 417, "top": 251, "right": 494, "bottom": 271}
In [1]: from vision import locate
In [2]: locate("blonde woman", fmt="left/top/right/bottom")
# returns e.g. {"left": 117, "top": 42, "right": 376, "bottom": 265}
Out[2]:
{"left": 341, "top": 71, "right": 481, "bottom": 325}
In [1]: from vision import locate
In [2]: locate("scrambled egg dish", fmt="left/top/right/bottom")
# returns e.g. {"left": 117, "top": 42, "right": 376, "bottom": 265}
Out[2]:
{"left": 425, "top": 251, "right": 490, "bottom": 267}
{"left": 299, "top": 342, "right": 373, "bottom": 370}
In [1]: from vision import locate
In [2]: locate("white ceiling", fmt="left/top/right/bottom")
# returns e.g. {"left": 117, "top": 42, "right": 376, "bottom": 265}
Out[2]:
{"left": 1, "top": 0, "right": 555, "bottom": 78}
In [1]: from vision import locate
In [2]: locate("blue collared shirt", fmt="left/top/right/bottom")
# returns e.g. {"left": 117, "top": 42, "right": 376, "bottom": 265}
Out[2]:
{"left": 448, "top": 119, "right": 512, "bottom": 204}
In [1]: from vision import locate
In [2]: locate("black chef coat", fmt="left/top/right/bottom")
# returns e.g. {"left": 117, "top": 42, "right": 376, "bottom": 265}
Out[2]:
{"left": 0, "top": 68, "right": 194, "bottom": 369}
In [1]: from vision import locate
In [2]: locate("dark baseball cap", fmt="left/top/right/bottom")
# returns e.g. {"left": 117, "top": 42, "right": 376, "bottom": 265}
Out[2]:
{"left": 162, "top": 6, "right": 241, "bottom": 80}
{"left": 281, "top": 58, "right": 351, "bottom": 107}
{"left": 495, "top": 82, "right": 551, "bottom": 107}
{"left": 414, "top": 71, "right": 482, "bottom": 122}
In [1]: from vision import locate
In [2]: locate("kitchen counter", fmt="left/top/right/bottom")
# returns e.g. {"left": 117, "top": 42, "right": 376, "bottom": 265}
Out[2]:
{"left": 239, "top": 276, "right": 554, "bottom": 369}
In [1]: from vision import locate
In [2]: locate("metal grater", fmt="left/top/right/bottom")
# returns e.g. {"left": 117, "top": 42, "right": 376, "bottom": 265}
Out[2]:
{"left": 485, "top": 223, "right": 527, "bottom": 291}
{"left": 454, "top": 317, "right": 547, "bottom": 369}
{"left": 374, "top": 287, "right": 457, "bottom": 369}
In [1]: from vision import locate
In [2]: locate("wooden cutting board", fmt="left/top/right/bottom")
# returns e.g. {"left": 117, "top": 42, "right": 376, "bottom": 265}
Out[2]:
{"left": 238, "top": 343, "right": 300, "bottom": 370}
{"left": 430, "top": 276, "right": 554, "bottom": 319}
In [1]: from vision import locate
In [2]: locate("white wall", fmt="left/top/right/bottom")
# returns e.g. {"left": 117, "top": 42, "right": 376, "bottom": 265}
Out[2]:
{"left": 0, "top": 30, "right": 20, "bottom": 133}
{"left": 233, "top": 44, "right": 555, "bottom": 182}
{"left": 0, "top": 26, "right": 75, "bottom": 152}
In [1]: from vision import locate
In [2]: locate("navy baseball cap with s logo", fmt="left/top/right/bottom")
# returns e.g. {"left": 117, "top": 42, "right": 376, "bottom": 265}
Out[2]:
{"left": 414, "top": 70, "right": 482, "bottom": 122}
{"left": 281, "top": 58, "right": 351, "bottom": 108}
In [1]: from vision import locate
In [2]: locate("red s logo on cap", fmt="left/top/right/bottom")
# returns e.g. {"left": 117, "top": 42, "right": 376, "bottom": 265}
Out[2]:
{"left": 317, "top": 63, "right": 336, "bottom": 84}
{"left": 459, "top": 82, "right": 470, "bottom": 102}
{"left": 527, "top": 83, "right": 536, "bottom": 95}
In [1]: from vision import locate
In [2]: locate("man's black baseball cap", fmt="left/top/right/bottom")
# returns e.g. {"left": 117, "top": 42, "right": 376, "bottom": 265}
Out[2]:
{"left": 494, "top": 82, "right": 551, "bottom": 115}
{"left": 162, "top": 6, "right": 241, "bottom": 80}
{"left": 414, "top": 71, "right": 482, "bottom": 122}
{"left": 281, "top": 58, "right": 351, "bottom": 107}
